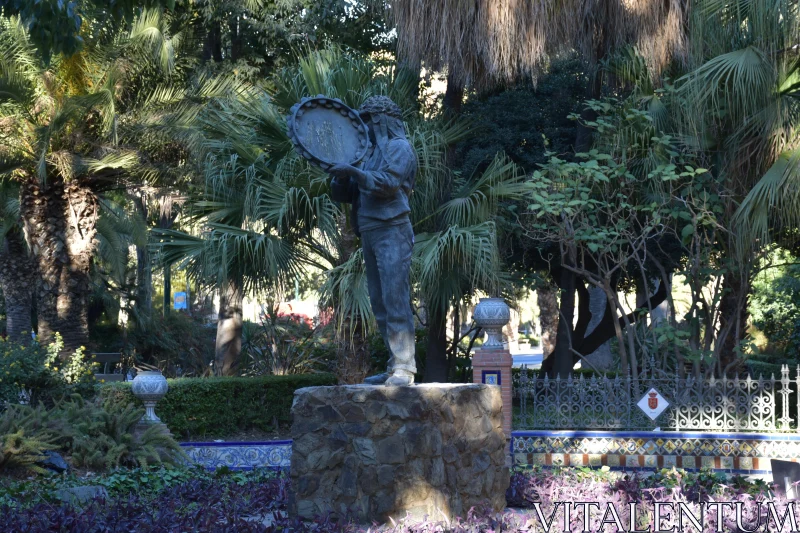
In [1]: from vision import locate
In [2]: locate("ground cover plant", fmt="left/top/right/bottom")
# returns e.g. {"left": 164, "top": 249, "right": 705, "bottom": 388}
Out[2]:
{"left": 0, "top": 466, "right": 791, "bottom": 532}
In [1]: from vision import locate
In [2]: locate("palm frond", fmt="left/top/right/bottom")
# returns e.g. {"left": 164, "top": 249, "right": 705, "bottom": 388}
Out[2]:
{"left": 439, "top": 153, "right": 526, "bottom": 227}
{"left": 129, "top": 9, "right": 176, "bottom": 75}
{"left": 733, "top": 148, "right": 800, "bottom": 252}
{"left": 413, "top": 222, "right": 501, "bottom": 313}
{"left": 317, "top": 249, "right": 373, "bottom": 336}
{"left": 679, "top": 46, "right": 775, "bottom": 126}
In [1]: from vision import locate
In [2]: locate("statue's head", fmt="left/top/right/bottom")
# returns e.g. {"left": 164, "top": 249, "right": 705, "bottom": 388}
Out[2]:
{"left": 358, "top": 96, "right": 406, "bottom": 146}
{"left": 358, "top": 96, "right": 402, "bottom": 121}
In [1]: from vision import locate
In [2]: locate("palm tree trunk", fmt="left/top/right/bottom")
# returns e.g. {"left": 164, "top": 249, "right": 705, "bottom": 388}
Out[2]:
{"left": 21, "top": 179, "right": 98, "bottom": 353}
{"left": 133, "top": 195, "right": 152, "bottom": 317}
{"left": 0, "top": 231, "right": 34, "bottom": 342}
{"left": 163, "top": 262, "right": 172, "bottom": 316}
{"left": 717, "top": 272, "right": 749, "bottom": 375}
{"left": 215, "top": 276, "right": 243, "bottom": 376}
{"left": 424, "top": 306, "right": 449, "bottom": 382}
{"left": 425, "top": 71, "right": 465, "bottom": 383}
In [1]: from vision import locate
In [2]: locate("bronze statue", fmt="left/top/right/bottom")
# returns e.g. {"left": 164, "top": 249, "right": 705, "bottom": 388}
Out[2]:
{"left": 287, "top": 95, "right": 417, "bottom": 386}
{"left": 327, "top": 97, "right": 417, "bottom": 386}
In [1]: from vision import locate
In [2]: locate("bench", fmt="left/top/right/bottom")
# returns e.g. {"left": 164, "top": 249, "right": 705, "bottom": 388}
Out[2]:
{"left": 92, "top": 353, "right": 125, "bottom": 382}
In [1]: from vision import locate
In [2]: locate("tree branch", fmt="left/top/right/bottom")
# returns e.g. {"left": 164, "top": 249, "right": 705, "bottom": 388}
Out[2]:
{"left": 575, "top": 277, "right": 668, "bottom": 358}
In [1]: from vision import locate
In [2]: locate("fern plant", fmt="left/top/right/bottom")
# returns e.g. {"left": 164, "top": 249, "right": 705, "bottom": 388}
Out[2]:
{"left": 0, "top": 430, "right": 55, "bottom": 474}
{"left": 0, "top": 396, "right": 185, "bottom": 473}
{"left": 60, "top": 397, "right": 185, "bottom": 470}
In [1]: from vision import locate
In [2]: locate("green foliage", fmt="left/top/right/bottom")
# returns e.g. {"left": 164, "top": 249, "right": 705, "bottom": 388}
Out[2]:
{"left": 528, "top": 140, "right": 708, "bottom": 263}
{"left": 458, "top": 56, "right": 585, "bottom": 177}
{"left": 0, "top": 396, "right": 184, "bottom": 473}
{"left": 750, "top": 252, "right": 800, "bottom": 358}
{"left": 0, "top": 339, "right": 62, "bottom": 408}
{"left": 644, "top": 467, "right": 727, "bottom": 498}
{"left": 0, "top": 464, "right": 279, "bottom": 509}
{"left": 0, "top": 430, "right": 54, "bottom": 474}
{"left": 0, "top": 334, "right": 97, "bottom": 408}
{"left": 128, "top": 312, "right": 215, "bottom": 377}
{"left": 99, "top": 373, "right": 336, "bottom": 438}
{"left": 60, "top": 396, "right": 185, "bottom": 470}
{"left": 0, "top": 0, "right": 89, "bottom": 62}
{"left": 87, "top": 464, "right": 277, "bottom": 497}
{"left": 240, "top": 312, "right": 328, "bottom": 376}
{"left": 52, "top": 343, "right": 97, "bottom": 397}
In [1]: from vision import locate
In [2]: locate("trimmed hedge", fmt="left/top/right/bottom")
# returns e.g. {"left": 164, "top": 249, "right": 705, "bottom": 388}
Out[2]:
{"left": 99, "top": 374, "right": 336, "bottom": 439}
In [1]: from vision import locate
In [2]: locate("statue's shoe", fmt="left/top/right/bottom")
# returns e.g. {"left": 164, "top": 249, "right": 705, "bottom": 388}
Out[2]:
{"left": 385, "top": 372, "right": 415, "bottom": 387}
{"left": 363, "top": 372, "right": 390, "bottom": 385}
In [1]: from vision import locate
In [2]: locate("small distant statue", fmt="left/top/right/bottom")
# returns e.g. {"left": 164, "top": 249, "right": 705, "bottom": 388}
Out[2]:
{"left": 327, "top": 96, "right": 417, "bottom": 386}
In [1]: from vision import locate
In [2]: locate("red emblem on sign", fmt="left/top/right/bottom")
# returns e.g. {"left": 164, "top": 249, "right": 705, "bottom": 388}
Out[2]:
{"left": 648, "top": 392, "right": 658, "bottom": 410}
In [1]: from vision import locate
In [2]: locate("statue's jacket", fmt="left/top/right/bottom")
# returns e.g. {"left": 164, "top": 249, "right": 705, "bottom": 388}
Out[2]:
{"left": 329, "top": 138, "right": 416, "bottom": 236}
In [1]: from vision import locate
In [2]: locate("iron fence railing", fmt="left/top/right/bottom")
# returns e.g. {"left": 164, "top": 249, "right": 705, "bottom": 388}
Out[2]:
{"left": 514, "top": 365, "right": 800, "bottom": 432}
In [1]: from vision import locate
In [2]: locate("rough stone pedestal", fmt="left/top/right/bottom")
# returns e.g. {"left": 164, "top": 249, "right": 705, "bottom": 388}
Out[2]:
{"left": 290, "top": 384, "right": 509, "bottom": 524}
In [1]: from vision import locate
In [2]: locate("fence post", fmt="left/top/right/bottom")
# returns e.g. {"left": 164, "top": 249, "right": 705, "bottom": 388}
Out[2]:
{"left": 780, "top": 365, "right": 792, "bottom": 431}
{"left": 796, "top": 365, "right": 800, "bottom": 433}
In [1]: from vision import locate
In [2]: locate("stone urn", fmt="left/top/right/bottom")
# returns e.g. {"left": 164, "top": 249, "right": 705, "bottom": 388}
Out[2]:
{"left": 131, "top": 370, "right": 168, "bottom": 424}
{"left": 472, "top": 297, "right": 511, "bottom": 349}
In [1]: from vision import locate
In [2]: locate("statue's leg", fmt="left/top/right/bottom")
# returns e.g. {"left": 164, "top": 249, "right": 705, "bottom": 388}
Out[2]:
{"left": 361, "top": 229, "right": 389, "bottom": 343}
{"left": 361, "top": 229, "right": 391, "bottom": 384}
{"left": 369, "top": 221, "right": 416, "bottom": 377}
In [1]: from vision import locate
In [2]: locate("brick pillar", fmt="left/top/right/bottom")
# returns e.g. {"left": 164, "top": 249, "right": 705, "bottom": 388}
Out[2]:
{"left": 472, "top": 348, "right": 512, "bottom": 436}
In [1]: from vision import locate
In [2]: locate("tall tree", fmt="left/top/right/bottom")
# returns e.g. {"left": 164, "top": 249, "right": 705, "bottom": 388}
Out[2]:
{"left": 0, "top": 183, "right": 34, "bottom": 341}
{"left": 681, "top": 0, "right": 800, "bottom": 370}
{"left": 0, "top": 11, "right": 196, "bottom": 351}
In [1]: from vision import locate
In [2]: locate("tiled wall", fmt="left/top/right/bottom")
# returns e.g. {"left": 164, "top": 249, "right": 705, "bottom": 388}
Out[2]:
{"left": 180, "top": 431, "right": 800, "bottom": 475}
{"left": 511, "top": 430, "right": 800, "bottom": 474}
{"left": 180, "top": 440, "right": 291, "bottom": 470}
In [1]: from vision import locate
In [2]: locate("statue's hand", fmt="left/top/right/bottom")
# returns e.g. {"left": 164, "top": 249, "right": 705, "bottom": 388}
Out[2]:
{"left": 328, "top": 163, "right": 356, "bottom": 179}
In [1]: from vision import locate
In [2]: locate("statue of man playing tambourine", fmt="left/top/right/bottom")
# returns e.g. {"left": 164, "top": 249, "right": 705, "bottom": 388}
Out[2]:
{"left": 326, "top": 96, "right": 418, "bottom": 387}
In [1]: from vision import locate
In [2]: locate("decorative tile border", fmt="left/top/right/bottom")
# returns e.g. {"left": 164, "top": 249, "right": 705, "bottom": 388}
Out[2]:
{"left": 180, "top": 430, "right": 800, "bottom": 474}
{"left": 511, "top": 430, "right": 800, "bottom": 474}
{"left": 180, "top": 440, "right": 291, "bottom": 470}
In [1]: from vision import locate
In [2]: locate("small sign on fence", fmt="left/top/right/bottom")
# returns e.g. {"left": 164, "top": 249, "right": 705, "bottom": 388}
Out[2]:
{"left": 637, "top": 388, "right": 669, "bottom": 420}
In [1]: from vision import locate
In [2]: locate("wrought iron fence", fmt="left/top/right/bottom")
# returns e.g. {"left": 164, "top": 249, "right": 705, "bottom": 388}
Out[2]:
{"left": 514, "top": 365, "right": 800, "bottom": 432}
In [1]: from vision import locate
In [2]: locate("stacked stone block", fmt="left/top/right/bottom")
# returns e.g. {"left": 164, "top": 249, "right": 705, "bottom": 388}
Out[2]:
{"left": 290, "top": 384, "right": 509, "bottom": 523}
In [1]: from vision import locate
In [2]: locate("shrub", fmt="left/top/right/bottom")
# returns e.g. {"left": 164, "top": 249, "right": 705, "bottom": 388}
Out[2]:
{"left": 0, "top": 430, "right": 54, "bottom": 474}
{"left": 0, "top": 397, "right": 184, "bottom": 473}
{"left": 240, "top": 314, "right": 328, "bottom": 376}
{"left": 751, "top": 255, "right": 800, "bottom": 357}
{"left": 100, "top": 374, "right": 337, "bottom": 439}
{"left": 59, "top": 397, "right": 185, "bottom": 470}
{"left": 128, "top": 313, "right": 216, "bottom": 377}
{"left": 0, "top": 334, "right": 97, "bottom": 409}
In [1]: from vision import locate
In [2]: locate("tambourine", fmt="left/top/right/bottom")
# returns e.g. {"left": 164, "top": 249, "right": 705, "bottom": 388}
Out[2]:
{"left": 287, "top": 96, "right": 372, "bottom": 170}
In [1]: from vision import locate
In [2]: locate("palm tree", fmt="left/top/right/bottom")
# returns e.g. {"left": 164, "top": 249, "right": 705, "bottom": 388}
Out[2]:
{"left": 0, "top": 182, "right": 34, "bottom": 341}
{"left": 0, "top": 11, "right": 194, "bottom": 351}
{"left": 671, "top": 0, "right": 800, "bottom": 369}
{"left": 393, "top": 0, "right": 687, "bottom": 91}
